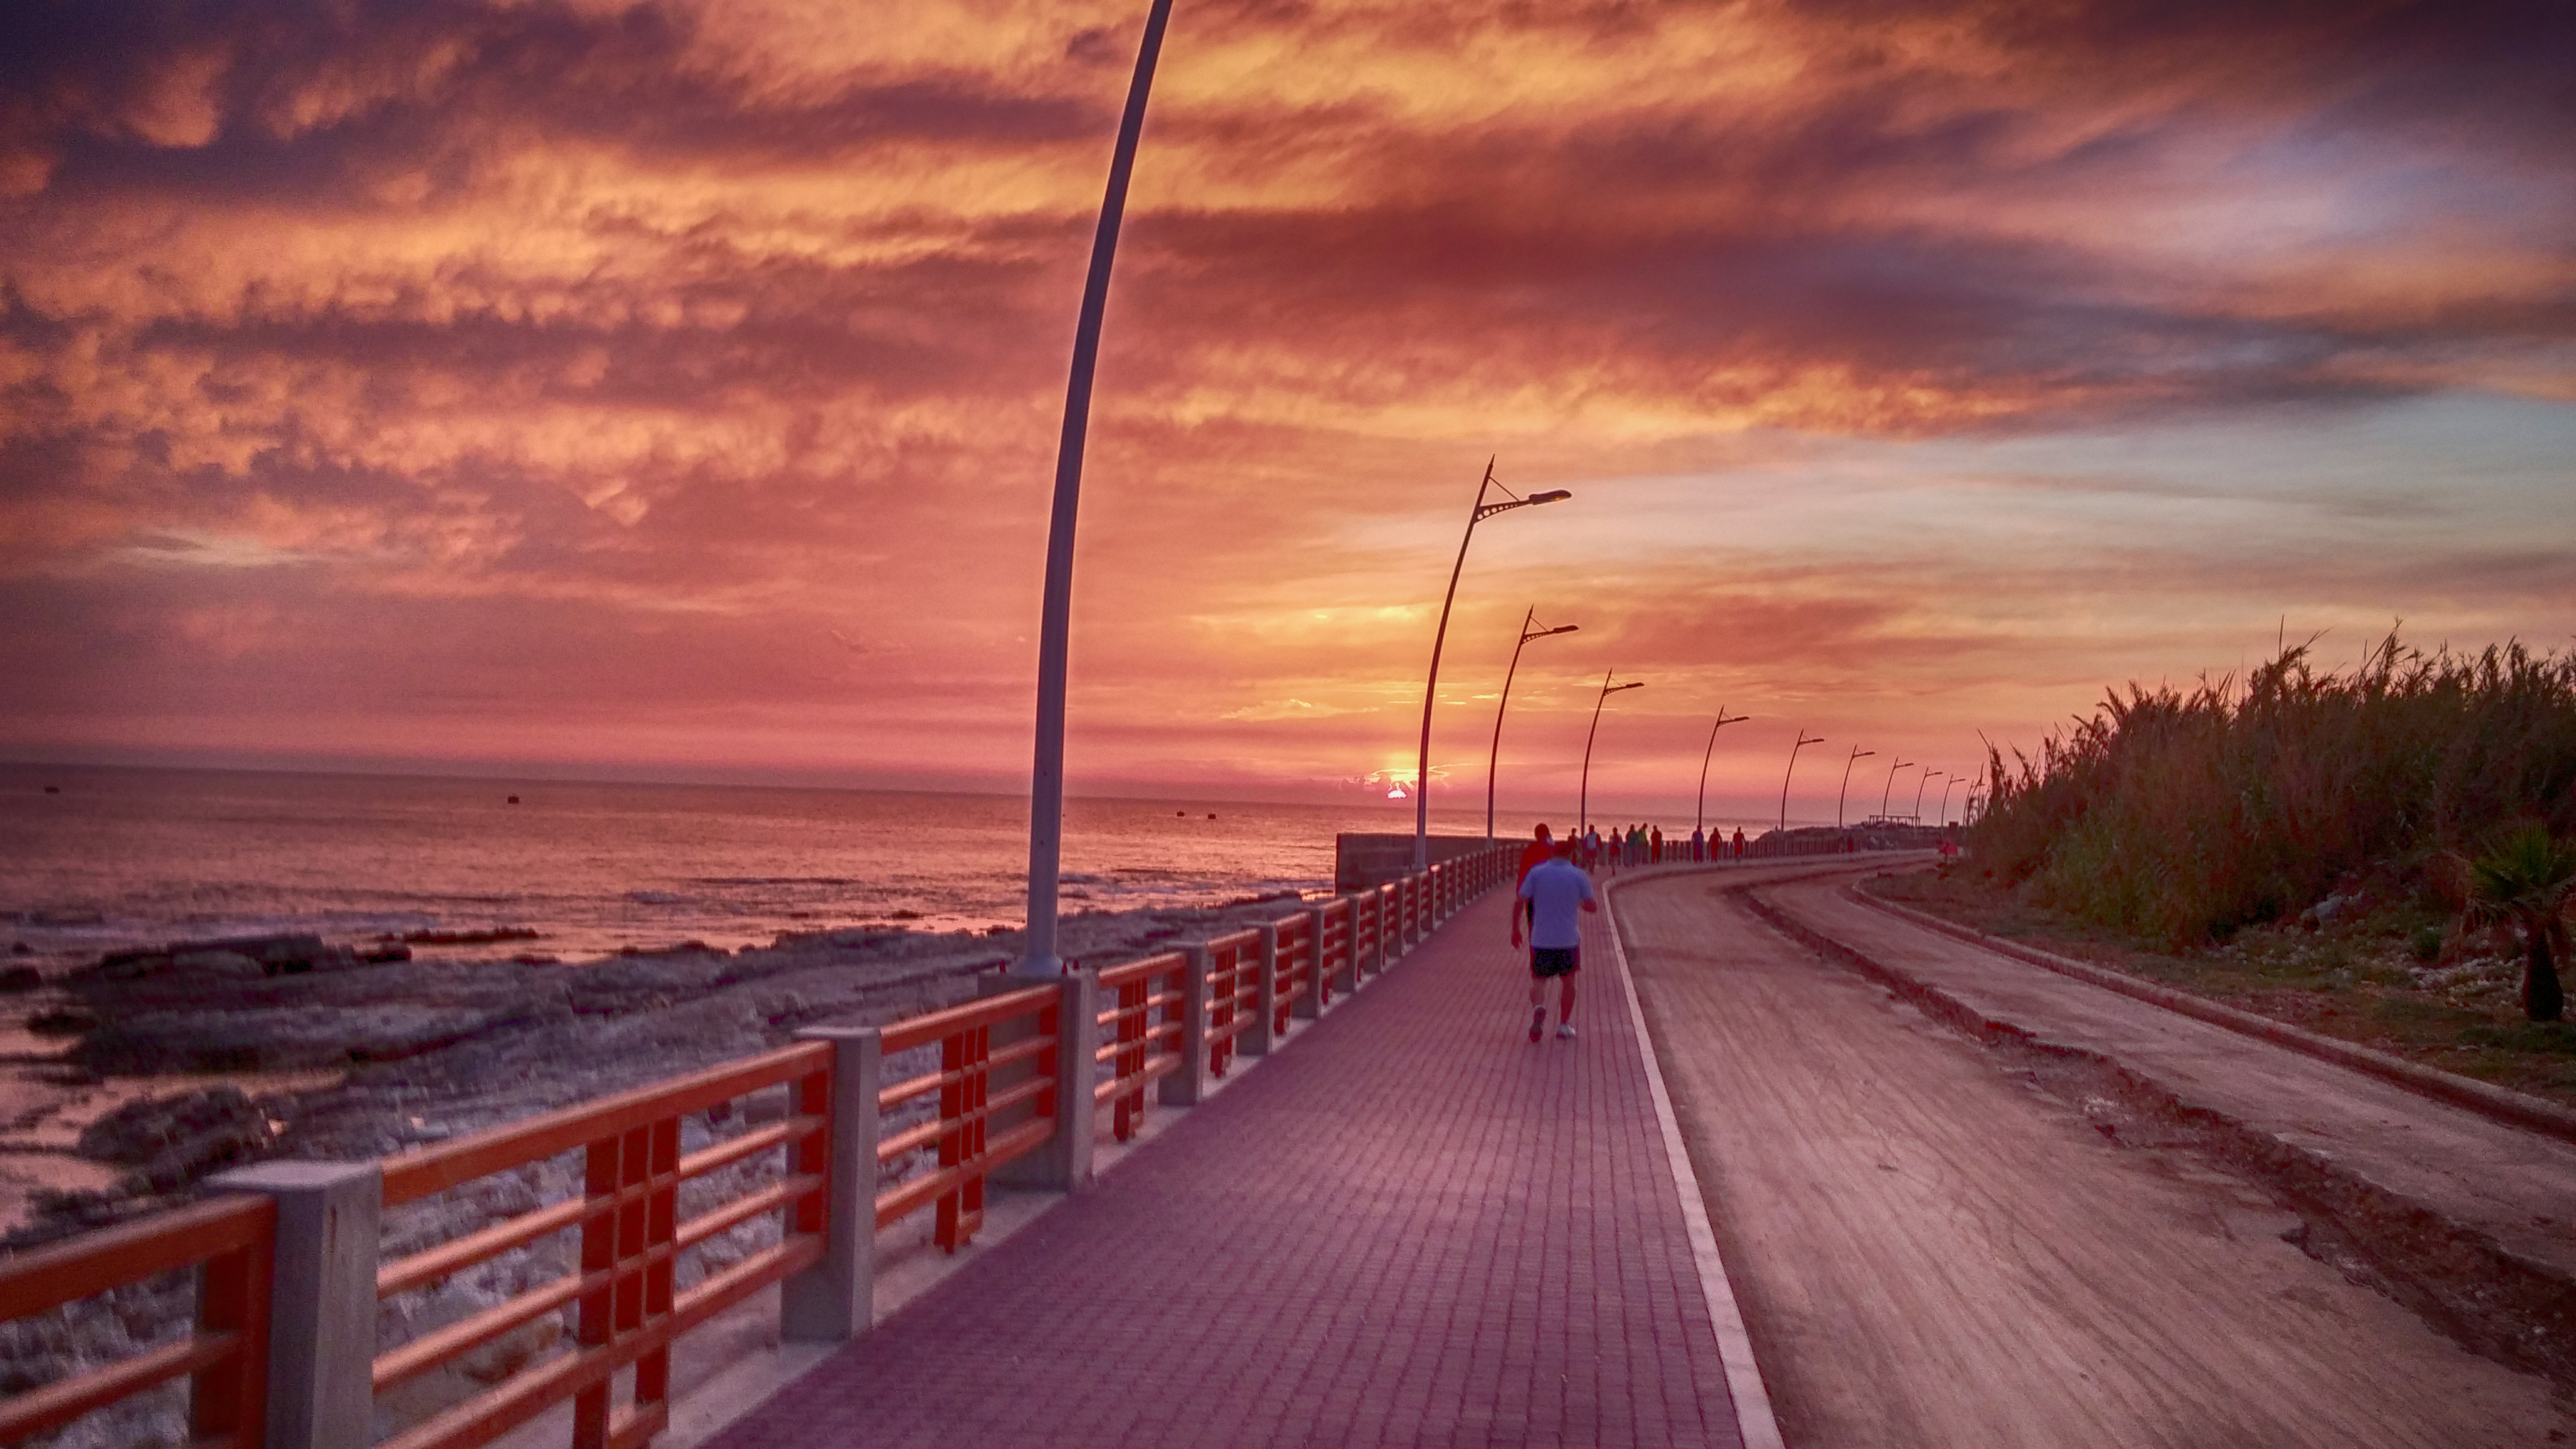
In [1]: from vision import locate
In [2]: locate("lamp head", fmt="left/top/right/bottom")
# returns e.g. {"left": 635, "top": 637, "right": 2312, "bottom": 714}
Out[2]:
{"left": 1528, "top": 489, "right": 1572, "bottom": 505}
{"left": 1549, "top": 624, "right": 1580, "bottom": 635}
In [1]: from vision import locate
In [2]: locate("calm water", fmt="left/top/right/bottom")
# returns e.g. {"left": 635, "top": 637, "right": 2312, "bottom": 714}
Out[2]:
{"left": 0, "top": 765, "right": 1538, "bottom": 967}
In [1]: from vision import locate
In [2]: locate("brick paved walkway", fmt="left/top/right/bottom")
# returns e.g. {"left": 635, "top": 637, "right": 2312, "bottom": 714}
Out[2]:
{"left": 706, "top": 885, "right": 1745, "bottom": 1449}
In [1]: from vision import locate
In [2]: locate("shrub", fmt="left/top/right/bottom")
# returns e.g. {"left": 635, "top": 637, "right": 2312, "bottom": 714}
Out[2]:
{"left": 1970, "top": 634, "right": 2576, "bottom": 947}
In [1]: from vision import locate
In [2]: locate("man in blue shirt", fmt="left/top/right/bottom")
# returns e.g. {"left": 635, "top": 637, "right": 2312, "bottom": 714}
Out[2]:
{"left": 1512, "top": 838, "right": 1599, "bottom": 1042}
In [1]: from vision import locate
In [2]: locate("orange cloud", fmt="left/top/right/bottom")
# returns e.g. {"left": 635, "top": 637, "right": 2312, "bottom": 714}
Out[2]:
{"left": 2, "top": 0, "right": 2571, "bottom": 820}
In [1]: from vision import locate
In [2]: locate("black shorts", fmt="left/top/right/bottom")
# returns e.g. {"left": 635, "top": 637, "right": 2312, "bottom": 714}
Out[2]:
{"left": 1530, "top": 947, "right": 1580, "bottom": 978}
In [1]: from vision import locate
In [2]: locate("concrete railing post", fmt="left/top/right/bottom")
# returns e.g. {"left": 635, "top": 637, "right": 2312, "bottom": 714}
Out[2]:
{"left": 984, "top": 973, "right": 1098, "bottom": 1190}
{"left": 1162, "top": 952, "right": 1212, "bottom": 1107}
{"left": 1370, "top": 890, "right": 1390, "bottom": 973}
{"left": 209, "top": 1161, "right": 380, "bottom": 1449}
{"left": 1245, "top": 925, "right": 1279, "bottom": 1058}
{"left": 1333, "top": 900, "right": 1362, "bottom": 996}
{"left": 781, "top": 1026, "right": 880, "bottom": 1342}
{"left": 1296, "top": 908, "right": 1326, "bottom": 1019}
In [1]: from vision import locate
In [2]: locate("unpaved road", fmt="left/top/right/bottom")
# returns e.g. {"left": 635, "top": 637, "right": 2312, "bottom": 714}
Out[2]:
{"left": 1617, "top": 866, "right": 2574, "bottom": 1449}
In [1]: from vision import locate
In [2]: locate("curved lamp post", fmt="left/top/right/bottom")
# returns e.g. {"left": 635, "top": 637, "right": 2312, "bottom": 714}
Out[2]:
{"left": 1578, "top": 672, "right": 1645, "bottom": 835}
{"left": 1837, "top": 745, "right": 1877, "bottom": 829}
{"left": 1779, "top": 730, "right": 1825, "bottom": 834}
{"left": 1414, "top": 461, "right": 1571, "bottom": 868}
{"left": 1018, "top": 0, "right": 1177, "bottom": 978}
{"left": 1913, "top": 770, "right": 1945, "bottom": 824}
{"left": 1938, "top": 772, "right": 1963, "bottom": 827}
{"left": 1879, "top": 758, "right": 1915, "bottom": 820}
{"left": 1485, "top": 609, "right": 1578, "bottom": 839}
{"left": 1694, "top": 706, "right": 1751, "bottom": 837}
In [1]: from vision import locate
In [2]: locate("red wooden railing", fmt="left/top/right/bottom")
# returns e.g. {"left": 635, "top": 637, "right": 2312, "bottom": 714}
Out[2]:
{"left": 1315, "top": 898, "right": 1353, "bottom": 1007}
{"left": 0, "top": 1195, "right": 271, "bottom": 1449}
{"left": 874, "top": 983, "right": 1061, "bottom": 1253}
{"left": 1269, "top": 913, "right": 1316, "bottom": 1038}
{"left": 1094, "top": 951, "right": 1188, "bottom": 1142}
{"left": 371, "top": 1042, "right": 838, "bottom": 1449}
{"left": 0, "top": 843, "right": 1518, "bottom": 1449}
{"left": 1203, "top": 929, "right": 1261, "bottom": 1081}
{"left": 1350, "top": 889, "right": 1381, "bottom": 984}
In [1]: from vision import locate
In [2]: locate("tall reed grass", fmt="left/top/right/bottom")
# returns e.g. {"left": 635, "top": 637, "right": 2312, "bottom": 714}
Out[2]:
{"left": 1970, "top": 635, "right": 2576, "bottom": 945}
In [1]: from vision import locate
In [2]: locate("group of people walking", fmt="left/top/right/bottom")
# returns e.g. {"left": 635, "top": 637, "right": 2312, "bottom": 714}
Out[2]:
{"left": 1507, "top": 819, "right": 1751, "bottom": 1045}
{"left": 1565, "top": 821, "right": 1749, "bottom": 872}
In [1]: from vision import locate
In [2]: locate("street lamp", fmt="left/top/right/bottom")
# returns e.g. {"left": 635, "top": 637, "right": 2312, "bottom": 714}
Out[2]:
{"left": 1414, "top": 461, "right": 1572, "bottom": 868}
{"left": 1879, "top": 758, "right": 1915, "bottom": 821}
{"left": 1485, "top": 608, "right": 1578, "bottom": 839}
{"left": 1019, "top": 0, "right": 1177, "bottom": 978}
{"left": 1938, "top": 772, "right": 1963, "bottom": 826}
{"left": 1837, "top": 745, "right": 1877, "bottom": 829}
{"left": 1694, "top": 706, "right": 1751, "bottom": 837}
{"left": 1914, "top": 770, "right": 1945, "bottom": 824}
{"left": 1578, "top": 671, "right": 1645, "bottom": 835}
{"left": 1779, "top": 730, "right": 1825, "bottom": 835}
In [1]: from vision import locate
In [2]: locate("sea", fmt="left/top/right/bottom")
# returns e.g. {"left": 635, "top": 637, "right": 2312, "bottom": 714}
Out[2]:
{"left": 0, "top": 764, "right": 1554, "bottom": 970}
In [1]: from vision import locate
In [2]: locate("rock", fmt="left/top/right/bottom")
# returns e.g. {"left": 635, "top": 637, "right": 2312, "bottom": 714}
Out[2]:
{"left": 75, "top": 999, "right": 553, "bottom": 1074}
{"left": 93, "top": 947, "right": 172, "bottom": 980}
{"left": 74, "top": 1087, "right": 274, "bottom": 1193}
{"left": 170, "top": 950, "right": 266, "bottom": 981}
{"left": 511, "top": 952, "right": 559, "bottom": 966}
{"left": 25, "top": 1007, "right": 98, "bottom": 1036}
{"left": 401, "top": 928, "right": 539, "bottom": 946}
{"left": 0, "top": 965, "right": 40, "bottom": 992}
{"left": 359, "top": 944, "right": 414, "bottom": 964}
{"left": 9, "top": 941, "right": 32, "bottom": 956}
{"left": 96, "top": 933, "right": 347, "bottom": 980}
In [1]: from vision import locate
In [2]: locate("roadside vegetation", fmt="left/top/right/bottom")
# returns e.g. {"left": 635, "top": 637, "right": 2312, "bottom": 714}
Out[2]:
{"left": 1879, "top": 633, "right": 2576, "bottom": 1103}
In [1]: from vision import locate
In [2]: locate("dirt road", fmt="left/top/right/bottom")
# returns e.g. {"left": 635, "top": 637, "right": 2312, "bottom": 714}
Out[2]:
{"left": 1616, "top": 866, "right": 2572, "bottom": 1448}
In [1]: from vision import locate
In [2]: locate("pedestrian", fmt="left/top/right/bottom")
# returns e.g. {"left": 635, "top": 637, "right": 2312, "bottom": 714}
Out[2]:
{"left": 1690, "top": 825, "right": 1705, "bottom": 861}
{"left": 1516, "top": 823, "right": 1554, "bottom": 938}
{"left": 1583, "top": 825, "right": 1601, "bottom": 871}
{"left": 1627, "top": 822, "right": 1647, "bottom": 867}
{"left": 1732, "top": 826, "right": 1747, "bottom": 861}
{"left": 1517, "top": 823, "right": 1554, "bottom": 886}
{"left": 1512, "top": 836, "right": 1598, "bottom": 1041}
{"left": 1650, "top": 824, "right": 1663, "bottom": 863}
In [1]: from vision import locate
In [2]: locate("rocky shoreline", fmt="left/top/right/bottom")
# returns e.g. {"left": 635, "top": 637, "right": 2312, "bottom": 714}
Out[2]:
{"left": 1, "top": 892, "right": 1316, "bottom": 1448}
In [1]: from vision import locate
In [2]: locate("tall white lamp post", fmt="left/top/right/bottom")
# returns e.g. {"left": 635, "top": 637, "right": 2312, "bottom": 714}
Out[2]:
{"left": 1578, "top": 672, "right": 1645, "bottom": 835}
{"left": 1879, "top": 758, "right": 1915, "bottom": 821}
{"left": 1694, "top": 707, "right": 1749, "bottom": 837}
{"left": 1837, "top": 745, "right": 1877, "bottom": 829}
{"left": 1019, "top": 0, "right": 1177, "bottom": 977}
{"left": 1484, "top": 609, "right": 1578, "bottom": 839}
{"left": 1412, "top": 462, "right": 1570, "bottom": 868}
{"left": 1778, "top": 730, "right": 1825, "bottom": 835}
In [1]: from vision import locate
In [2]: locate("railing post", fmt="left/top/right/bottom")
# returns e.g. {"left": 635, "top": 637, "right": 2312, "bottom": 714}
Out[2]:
{"left": 1296, "top": 908, "right": 1326, "bottom": 1019}
{"left": 1370, "top": 889, "right": 1390, "bottom": 973}
{"left": 781, "top": 1026, "right": 881, "bottom": 1342}
{"left": 1245, "top": 925, "right": 1279, "bottom": 1058}
{"left": 984, "top": 973, "right": 1097, "bottom": 1190}
{"left": 1161, "top": 951, "right": 1212, "bottom": 1107}
{"left": 1333, "top": 899, "right": 1362, "bottom": 994}
{"left": 209, "top": 1161, "right": 380, "bottom": 1449}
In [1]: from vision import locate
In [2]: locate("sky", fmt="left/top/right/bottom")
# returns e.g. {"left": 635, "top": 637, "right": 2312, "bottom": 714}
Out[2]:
{"left": 2, "top": 0, "right": 2571, "bottom": 827}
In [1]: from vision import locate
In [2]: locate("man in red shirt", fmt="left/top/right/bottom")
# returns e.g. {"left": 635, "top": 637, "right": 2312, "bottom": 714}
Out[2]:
{"left": 1515, "top": 824, "right": 1554, "bottom": 942}
{"left": 1516, "top": 823, "right": 1555, "bottom": 886}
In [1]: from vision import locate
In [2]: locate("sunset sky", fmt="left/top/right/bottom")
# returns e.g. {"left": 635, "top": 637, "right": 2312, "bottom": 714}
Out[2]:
{"left": 4, "top": 0, "right": 2570, "bottom": 825}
